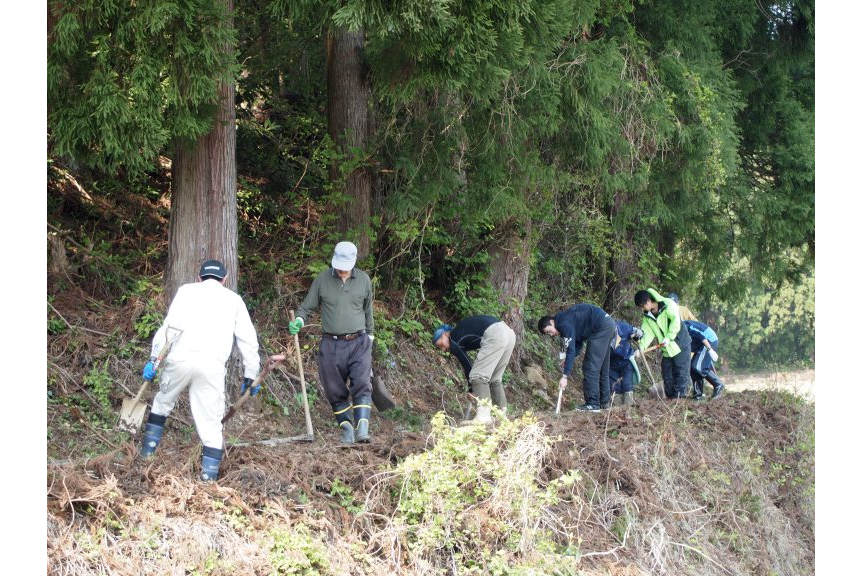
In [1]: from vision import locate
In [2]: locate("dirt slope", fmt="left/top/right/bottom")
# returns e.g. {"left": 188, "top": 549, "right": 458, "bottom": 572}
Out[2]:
{"left": 47, "top": 378, "right": 814, "bottom": 576}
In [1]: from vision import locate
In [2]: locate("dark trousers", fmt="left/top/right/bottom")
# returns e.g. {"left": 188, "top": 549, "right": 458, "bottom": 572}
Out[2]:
{"left": 318, "top": 333, "right": 372, "bottom": 409}
{"left": 690, "top": 342, "right": 723, "bottom": 396}
{"left": 582, "top": 316, "right": 615, "bottom": 406}
{"left": 661, "top": 340, "right": 692, "bottom": 398}
{"left": 610, "top": 356, "right": 634, "bottom": 394}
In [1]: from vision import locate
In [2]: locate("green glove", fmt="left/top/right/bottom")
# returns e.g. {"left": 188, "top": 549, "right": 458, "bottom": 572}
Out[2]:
{"left": 288, "top": 316, "right": 304, "bottom": 335}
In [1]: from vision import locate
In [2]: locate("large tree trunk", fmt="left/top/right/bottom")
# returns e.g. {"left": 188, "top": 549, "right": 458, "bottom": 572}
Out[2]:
{"left": 326, "top": 27, "right": 372, "bottom": 257}
{"left": 165, "top": 0, "right": 237, "bottom": 301}
{"left": 605, "top": 190, "right": 638, "bottom": 316}
{"left": 488, "top": 216, "right": 532, "bottom": 369}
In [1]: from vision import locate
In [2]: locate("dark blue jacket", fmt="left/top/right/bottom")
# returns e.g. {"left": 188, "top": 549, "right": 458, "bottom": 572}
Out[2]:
{"left": 554, "top": 304, "right": 613, "bottom": 376}
{"left": 683, "top": 320, "right": 718, "bottom": 353}
{"left": 448, "top": 315, "right": 500, "bottom": 380}
{"left": 611, "top": 320, "right": 637, "bottom": 361}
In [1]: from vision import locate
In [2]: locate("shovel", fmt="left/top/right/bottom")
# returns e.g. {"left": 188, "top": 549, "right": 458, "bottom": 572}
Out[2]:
{"left": 289, "top": 310, "right": 315, "bottom": 441}
{"left": 635, "top": 346, "right": 664, "bottom": 400}
{"left": 119, "top": 327, "right": 182, "bottom": 433}
{"left": 371, "top": 367, "right": 397, "bottom": 411}
{"left": 222, "top": 354, "right": 286, "bottom": 424}
{"left": 555, "top": 386, "right": 564, "bottom": 416}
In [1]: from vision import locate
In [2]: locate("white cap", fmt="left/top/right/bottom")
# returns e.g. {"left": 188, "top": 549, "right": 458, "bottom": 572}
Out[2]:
{"left": 331, "top": 241, "right": 358, "bottom": 271}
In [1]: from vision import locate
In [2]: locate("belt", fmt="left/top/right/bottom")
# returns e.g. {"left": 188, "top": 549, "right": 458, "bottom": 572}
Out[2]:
{"left": 323, "top": 330, "right": 366, "bottom": 341}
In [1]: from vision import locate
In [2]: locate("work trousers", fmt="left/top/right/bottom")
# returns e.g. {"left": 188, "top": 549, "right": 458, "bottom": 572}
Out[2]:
{"left": 661, "top": 340, "right": 692, "bottom": 398}
{"left": 469, "top": 321, "right": 516, "bottom": 409}
{"left": 690, "top": 341, "right": 723, "bottom": 395}
{"left": 582, "top": 315, "right": 616, "bottom": 406}
{"left": 318, "top": 332, "right": 372, "bottom": 409}
{"left": 610, "top": 355, "right": 634, "bottom": 394}
{"left": 151, "top": 354, "right": 227, "bottom": 449}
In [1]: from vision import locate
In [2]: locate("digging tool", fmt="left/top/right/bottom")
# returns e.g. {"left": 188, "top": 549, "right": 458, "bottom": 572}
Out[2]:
{"left": 555, "top": 385, "right": 564, "bottom": 416}
{"left": 222, "top": 354, "right": 286, "bottom": 424}
{"left": 289, "top": 310, "right": 315, "bottom": 441}
{"left": 371, "top": 367, "right": 396, "bottom": 411}
{"left": 635, "top": 347, "right": 663, "bottom": 400}
{"left": 119, "top": 327, "right": 182, "bottom": 433}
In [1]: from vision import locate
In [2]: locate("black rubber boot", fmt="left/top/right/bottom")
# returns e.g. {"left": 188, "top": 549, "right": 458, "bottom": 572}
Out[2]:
{"left": 691, "top": 379, "right": 705, "bottom": 400}
{"left": 200, "top": 446, "right": 223, "bottom": 482}
{"left": 140, "top": 413, "right": 167, "bottom": 458}
{"left": 334, "top": 401, "right": 355, "bottom": 444}
{"left": 353, "top": 396, "right": 372, "bottom": 443}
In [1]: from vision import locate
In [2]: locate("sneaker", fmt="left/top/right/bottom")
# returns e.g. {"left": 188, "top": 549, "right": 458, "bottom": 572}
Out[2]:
{"left": 576, "top": 404, "right": 602, "bottom": 412}
{"left": 691, "top": 395, "right": 707, "bottom": 402}
{"left": 711, "top": 383, "right": 725, "bottom": 399}
{"left": 600, "top": 403, "right": 611, "bottom": 410}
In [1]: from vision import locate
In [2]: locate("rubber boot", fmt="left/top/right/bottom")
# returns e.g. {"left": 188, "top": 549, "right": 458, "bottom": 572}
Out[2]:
{"left": 469, "top": 376, "right": 491, "bottom": 404}
{"left": 140, "top": 413, "right": 167, "bottom": 458}
{"left": 334, "top": 402, "right": 355, "bottom": 444}
{"left": 623, "top": 391, "right": 635, "bottom": 406}
{"left": 353, "top": 396, "right": 372, "bottom": 443}
{"left": 691, "top": 379, "right": 706, "bottom": 401}
{"left": 461, "top": 401, "right": 493, "bottom": 426}
{"left": 490, "top": 381, "right": 507, "bottom": 413}
{"left": 200, "top": 446, "right": 223, "bottom": 482}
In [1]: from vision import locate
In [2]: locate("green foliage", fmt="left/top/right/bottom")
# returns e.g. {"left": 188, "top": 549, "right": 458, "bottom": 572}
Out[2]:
{"left": 387, "top": 410, "right": 582, "bottom": 571}
{"left": 48, "top": 0, "right": 238, "bottom": 177}
{"left": 382, "top": 405, "right": 424, "bottom": 433}
{"left": 713, "top": 269, "right": 814, "bottom": 371}
{"left": 268, "top": 524, "right": 331, "bottom": 576}
{"left": 329, "top": 479, "right": 363, "bottom": 514}
{"left": 48, "top": 307, "right": 67, "bottom": 335}
{"left": 83, "top": 360, "right": 113, "bottom": 412}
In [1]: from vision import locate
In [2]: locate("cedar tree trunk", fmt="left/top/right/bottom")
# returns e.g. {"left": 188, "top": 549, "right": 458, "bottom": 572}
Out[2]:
{"left": 326, "top": 26, "right": 372, "bottom": 257}
{"left": 165, "top": 0, "right": 238, "bottom": 301}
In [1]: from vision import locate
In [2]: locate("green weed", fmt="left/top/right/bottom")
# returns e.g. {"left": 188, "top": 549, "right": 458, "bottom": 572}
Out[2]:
{"left": 269, "top": 524, "right": 331, "bottom": 576}
{"left": 330, "top": 478, "right": 363, "bottom": 514}
{"left": 83, "top": 360, "right": 112, "bottom": 411}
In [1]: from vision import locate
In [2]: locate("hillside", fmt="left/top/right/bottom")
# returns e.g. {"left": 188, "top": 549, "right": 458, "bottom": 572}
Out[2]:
{"left": 46, "top": 168, "right": 815, "bottom": 575}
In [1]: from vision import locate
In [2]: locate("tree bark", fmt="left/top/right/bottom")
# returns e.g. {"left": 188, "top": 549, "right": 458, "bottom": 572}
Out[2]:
{"left": 326, "top": 26, "right": 372, "bottom": 257}
{"left": 165, "top": 0, "right": 238, "bottom": 301}
{"left": 605, "top": 190, "right": 638, "bottom": 316}
{"left": 488, "top": 216, "right": 532, "bottom": 369}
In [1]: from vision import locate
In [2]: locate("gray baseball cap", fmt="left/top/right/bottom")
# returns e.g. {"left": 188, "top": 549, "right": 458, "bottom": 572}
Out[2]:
{"left": 331, "top": 241, "right": 358, "bottom": 271}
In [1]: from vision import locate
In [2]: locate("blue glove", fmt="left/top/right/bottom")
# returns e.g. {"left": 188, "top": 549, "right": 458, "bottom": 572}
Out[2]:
{"left": 241, "top": 377, "right": 260, "bottom": 397}
{"left": 142, "top": 357, "right": 157, "bottom": 381}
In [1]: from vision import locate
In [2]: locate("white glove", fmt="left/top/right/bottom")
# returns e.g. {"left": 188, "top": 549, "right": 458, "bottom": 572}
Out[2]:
{"left": 368, "top": 334, "right": 375, "bottom": 342}
{"left": 708, "top": 349, "right": 718, "bottom": 362}
{"left": 660, "top": 338, "right": 670, "bottom": 348}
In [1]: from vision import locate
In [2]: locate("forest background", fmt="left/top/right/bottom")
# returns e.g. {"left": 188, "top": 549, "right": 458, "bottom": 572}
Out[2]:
{"left": 3, "top": 1, "right": 849, "bottom": 572}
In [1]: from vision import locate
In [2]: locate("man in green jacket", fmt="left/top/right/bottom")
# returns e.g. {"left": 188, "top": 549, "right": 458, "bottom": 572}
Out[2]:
{"left": 289, "top": 241, "right": 375, "bottom": 444}
{"left": 634, "top": 288, "right": 692, "bottom": 399}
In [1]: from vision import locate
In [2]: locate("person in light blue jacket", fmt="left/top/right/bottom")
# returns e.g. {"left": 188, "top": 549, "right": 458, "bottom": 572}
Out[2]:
{"left": 683, "top": 320, "right": 725, "bottom": 400}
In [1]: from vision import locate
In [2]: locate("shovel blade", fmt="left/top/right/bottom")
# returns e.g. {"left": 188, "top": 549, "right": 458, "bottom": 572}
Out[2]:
{"left": 371, "top": 372, "right": 396, "bottom": 411}
{"left": 119, "top": 398, "right": 148, "bottom": 433}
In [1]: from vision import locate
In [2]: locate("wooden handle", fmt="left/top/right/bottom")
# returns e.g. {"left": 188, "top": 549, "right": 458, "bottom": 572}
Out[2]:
{"left": 221, "top": 354, "right": 285, "bottom": 424}
{"left": 290, "top": 310, "right": 314, "bottom": 439}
